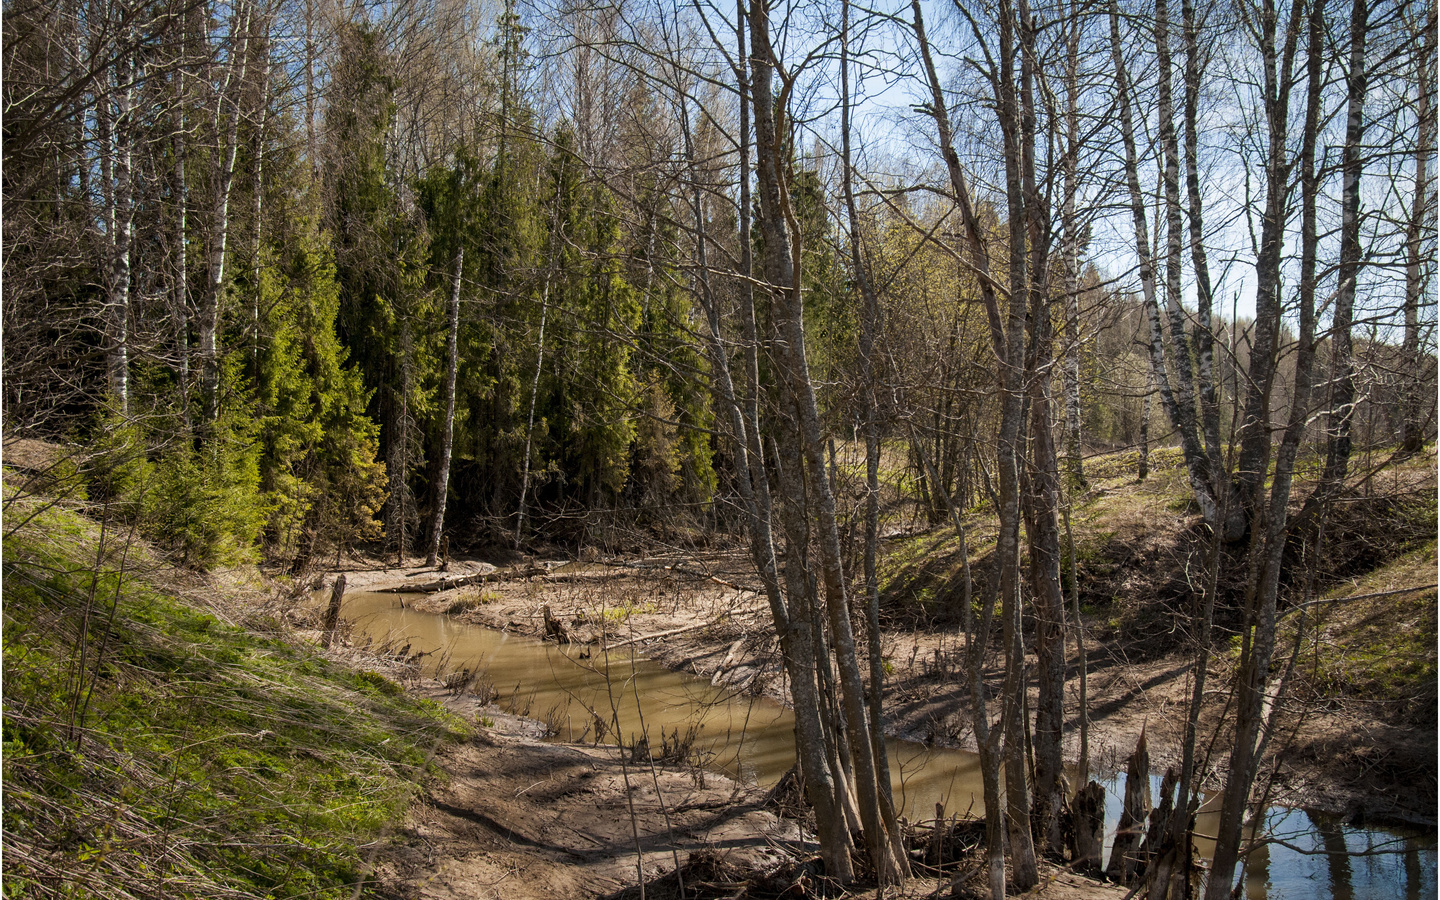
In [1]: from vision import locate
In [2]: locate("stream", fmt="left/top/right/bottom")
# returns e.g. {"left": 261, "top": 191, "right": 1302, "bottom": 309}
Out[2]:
{"left": 338, "top": 591, "right": 1435, "bottom": 899}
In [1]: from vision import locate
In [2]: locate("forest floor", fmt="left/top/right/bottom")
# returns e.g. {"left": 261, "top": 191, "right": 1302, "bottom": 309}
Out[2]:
{"left": 6, "top": 438, "right": 1430, "bottom": 900}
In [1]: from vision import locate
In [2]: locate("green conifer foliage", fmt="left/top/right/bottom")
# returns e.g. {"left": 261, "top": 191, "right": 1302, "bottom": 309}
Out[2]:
{"left": 627, "top": 184, "right": 717, "bottom": 515}
{"left": 459, "top": 117, "right": 545, "bottom": 523}
{"left": 147, "top": 440, "right": 262, "bottom": 570}
{"left": 542, "top": 132, "right": 641, "bottom": 508}
{"left": 323, "top": 23, "right": 436, "bottom": 555}
{"left": 255, "top": 220, "right": 386, "bottom": 567}
{"left": 790, "top": 168, "right": 851, "bottom": 427}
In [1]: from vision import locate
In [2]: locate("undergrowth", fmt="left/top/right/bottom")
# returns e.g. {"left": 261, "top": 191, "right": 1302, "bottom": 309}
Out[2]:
{"left": 2, "top": 498, "right": 466, "bottom": 899}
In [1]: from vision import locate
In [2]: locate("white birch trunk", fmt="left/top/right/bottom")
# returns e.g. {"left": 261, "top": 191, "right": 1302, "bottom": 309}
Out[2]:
{"left": 104, "top": 51, "right": 136, "bottom": 415}
{"left": 200, "top": 0, "right": 254, "bottom": 426}
{"left": 427, "top": 247, "right": 463, "bottom": 567}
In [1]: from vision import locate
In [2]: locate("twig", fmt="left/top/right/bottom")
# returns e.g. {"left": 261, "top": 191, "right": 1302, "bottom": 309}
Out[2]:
{"left": 1278, "top": 583, "right": 1437, "bottom": 621}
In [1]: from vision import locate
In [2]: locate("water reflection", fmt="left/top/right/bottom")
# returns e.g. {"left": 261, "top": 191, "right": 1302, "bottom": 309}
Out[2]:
{"left": 1313, "top": 811, "right": 1354, "bottom": 900}
{"left": 337, "top": 591, "right": 1437, "bottom": 899}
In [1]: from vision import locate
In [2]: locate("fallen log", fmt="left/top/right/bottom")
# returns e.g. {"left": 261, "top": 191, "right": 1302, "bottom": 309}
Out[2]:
{"left": 603, "top": 621, "right": 712, "bottom": 651}
{"left": 378, "top": 564, "right": 541, "bottom": 594}
{"left": 594, "top": 559, "right": 760, "bottom": 594}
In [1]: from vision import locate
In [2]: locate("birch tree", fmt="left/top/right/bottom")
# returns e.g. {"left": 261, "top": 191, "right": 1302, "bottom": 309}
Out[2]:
{"left": 1399, "top": 5, "right": 1436, "bottom": 454}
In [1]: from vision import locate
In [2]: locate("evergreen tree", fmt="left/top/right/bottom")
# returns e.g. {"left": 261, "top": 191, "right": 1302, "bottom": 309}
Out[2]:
{"left": 254, "top": 218, "right": 386, "bottom": 570}
{"left": 627, "top": 181, "right": 717, "bottom": 517}
{"left": 462, "top": 92, "right": 545, "bottom": 528}
{"left": 541, "top": 130, "right": 641, "bottom": 512}
{"left": 323, "top": 23, "right": 436, "bottom": 557}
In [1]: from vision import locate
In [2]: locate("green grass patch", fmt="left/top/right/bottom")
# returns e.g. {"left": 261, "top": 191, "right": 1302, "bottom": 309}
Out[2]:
{"left": 3, "top": 500, "right": 466, "bottom": 899}
{"left": 1292, "top": 541, "right": 1438, "bottom": 726}
{"left": 1085, "top": 446, "right": 1185, "bottom": 481}
{"left": 582, "top": 598, "right": 660, "bottom": 626}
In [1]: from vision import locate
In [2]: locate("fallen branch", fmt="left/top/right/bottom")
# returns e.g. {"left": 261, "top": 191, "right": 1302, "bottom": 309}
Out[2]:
{"left": 594, "top": 559, "right": 761, "bottom": 594}
{"left": 378, "top": 565, "right": 546, "bottom": 594}
{"left": 604, "top": 621, "right": 713, "bottom": 651}
{"left": 1278, "top": 583, "right": 1438, "bottom": 621}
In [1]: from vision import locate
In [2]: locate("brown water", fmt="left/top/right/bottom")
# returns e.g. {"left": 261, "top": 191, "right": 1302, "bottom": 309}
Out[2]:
{"left": 338, "top": 591, "right": 1435, "bottom": 899}
{"left": 340, "top": 590, "right": 985, "bottom": 818}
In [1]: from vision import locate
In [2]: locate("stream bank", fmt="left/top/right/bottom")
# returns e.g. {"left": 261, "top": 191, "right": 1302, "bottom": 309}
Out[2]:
{"left": 370, "top": 683, "right": 1132, "bottom": 900}
{"left": 315, "top": 551, "right": 1436, "bottom": 899}
{"left": 326, "top": 549, "right": 1436, "bottom": 830}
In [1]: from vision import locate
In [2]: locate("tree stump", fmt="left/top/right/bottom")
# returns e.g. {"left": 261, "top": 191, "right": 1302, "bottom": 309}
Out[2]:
{"left": 1071, "top": 780, "right": 1106, "bottom": 875}
{"left": 928, "top": 801, "right": 947, "bottom": 866}
{"left": 1105, "top": 731, "right": 1152, "bottom": 885}
{"left": 1138, "top": 769, "right": 1182, "bottom": 899}
{"left": 322, "top": 574, "right": 346, "bottom": 649}
{"left": 542, "top": 604, "right": 570, "bottom": 644}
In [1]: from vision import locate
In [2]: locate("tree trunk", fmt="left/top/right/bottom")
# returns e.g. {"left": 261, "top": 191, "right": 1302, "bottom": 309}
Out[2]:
{"left": 427, "top": 247, "right": 462, "bottom": 567}
{"left": 173, "top": 94, "right": 191, "bottom": 432}
{"left": 749, "top": 0, "right": 903, "bottom": 878}
{"left": 1181, "top": 0, "right": 1226, "bottom": 489}
{"left": 386, "top": 317, "right": 416, "bottom": 562}
{"left": 998, "top": 0, "right": 1041, "bottom": 882}
{"left": 201, "top": 0, "right": 254, "bottom": 427}
{"left": 104, "top": 51, "right": 135, "bottom": 416}
{"left": 1063, "top": 501, "right": 1089, "bottom": 784}
{"left": 1109, "top": 0, "right": 1235, "bottom": 538}
{"left": 681, "top": 12, "right": 854, "bottom": 877}
{"left": 1025, "top": 283, "right": 1067, "bottom": 858}
{"left": 1060, "top": 0, "right": 1086, "bottom": 492}
{"left": 1401, "top": 15, "right": 1435, "bottom": 455}
{"left": 321, "top": 574, "right": 346, "bottom": 648}
{"left": 911, "top": 5, "right": 1021, "bottom": 892}
{"left": 841, "top": 0, "right": 895, "bottom": 823}
{"left": 1206, "top": 5, "right": 1345, "bottom": 897}
{"left": 1233, "top": 0, "right": 1306, "bottom": 522}
{"left": 1072, "top": 781, "right": 1106, "bottom": 875}
{"left": 1317, "top": 0, "right": 1371, "bottom": 498}
{"left": 1106, "top": 731, "right": 1152, "bottom": 885}
{"left": 1139, "top": 367, "right": 1151, "bottom": 482}
{"left": 1139, "top": 769, "right": 1179, "bottom": 897}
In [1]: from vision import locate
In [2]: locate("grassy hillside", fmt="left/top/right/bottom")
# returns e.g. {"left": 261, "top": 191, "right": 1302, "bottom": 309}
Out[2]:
{"left": 2, "top": 496, "right": 466, "bottom": 899}
{"left": 878, "top": 446, "right": 1437, "bottom": 665}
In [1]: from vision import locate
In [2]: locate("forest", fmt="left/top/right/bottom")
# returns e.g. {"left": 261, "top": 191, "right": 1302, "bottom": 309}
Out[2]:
{"left": 2, "top": 0, "right": 1436, "bottom": 894}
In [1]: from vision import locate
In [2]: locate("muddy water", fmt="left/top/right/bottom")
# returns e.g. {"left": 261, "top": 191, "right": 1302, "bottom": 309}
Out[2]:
{"left": 340, "top": 592, "right": 1435, "bottom": 900}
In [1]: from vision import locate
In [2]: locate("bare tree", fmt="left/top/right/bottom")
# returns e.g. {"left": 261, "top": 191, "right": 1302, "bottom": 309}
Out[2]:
{"left": 426, "top": 244, "right": 462, "bottom": 567}
{"left": 911, "top": 0, "right": 1056, "bottom": 887}
{"left": 1400, "top": 3, "right": 1436, "bottom": 454}
{"left": 747, "top": 0, "right": 906, "bottom": 879}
